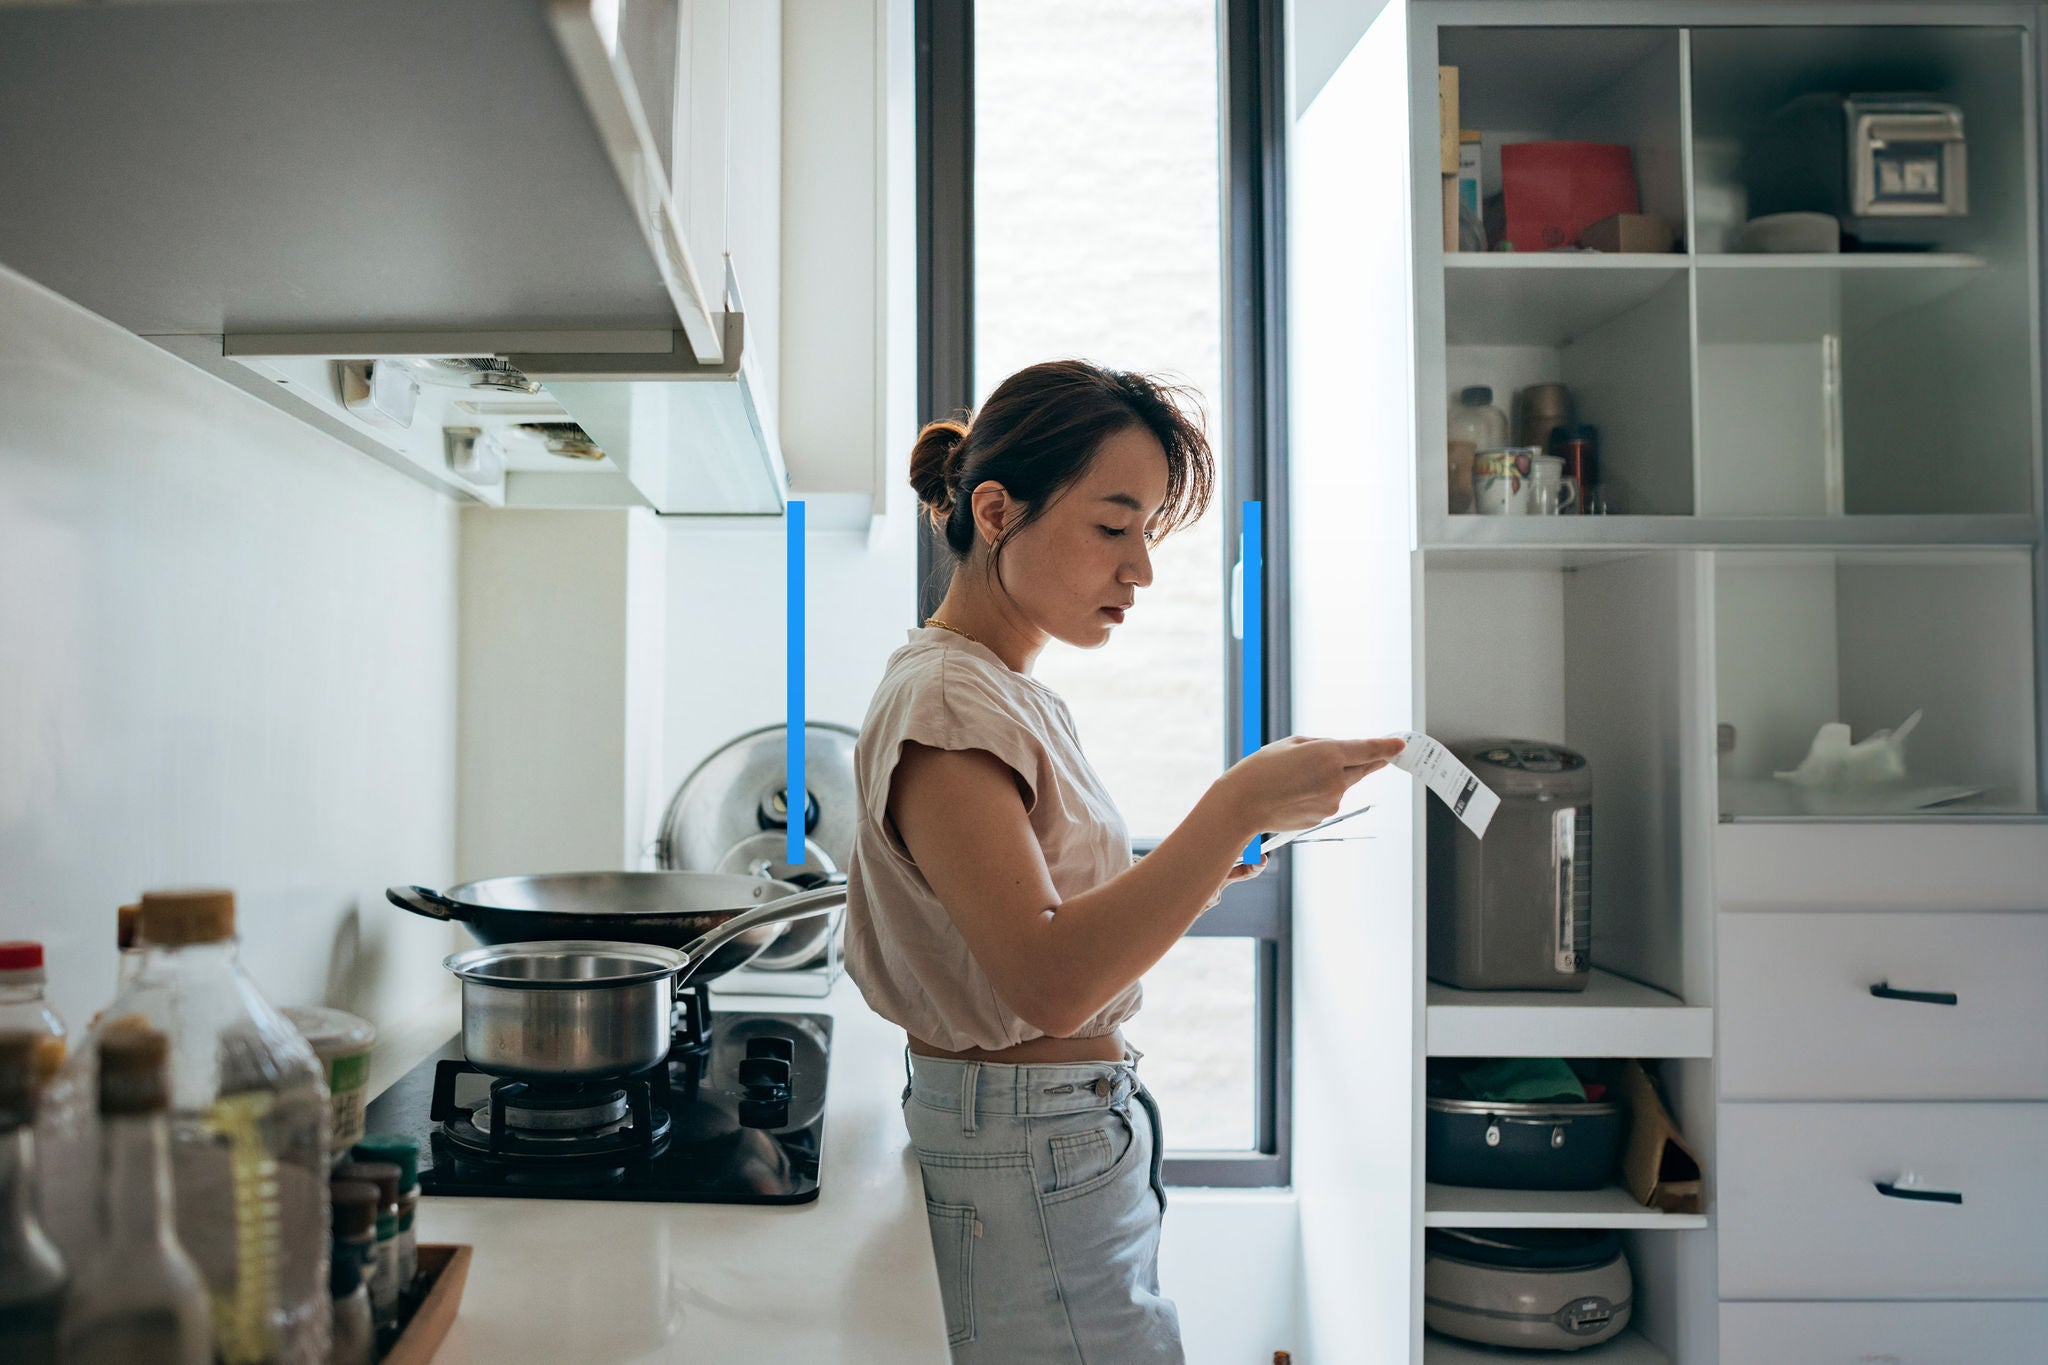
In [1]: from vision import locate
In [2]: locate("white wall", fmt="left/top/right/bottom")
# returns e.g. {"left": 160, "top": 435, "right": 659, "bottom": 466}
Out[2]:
{"left": 456, "top": 509, "right": 669, "bottom": 879}
{"left": 0, "top": 262, "right": 461, "bottom": 1039}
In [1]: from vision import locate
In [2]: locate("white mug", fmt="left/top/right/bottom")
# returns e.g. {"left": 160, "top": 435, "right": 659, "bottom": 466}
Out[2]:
{"left": 1474, "top": 447, "right": 1535, "bottom": 515}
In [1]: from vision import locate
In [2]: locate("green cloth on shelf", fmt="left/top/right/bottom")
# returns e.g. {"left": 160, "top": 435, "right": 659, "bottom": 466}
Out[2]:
{"left": 1455, "top": 1057, "right": 1586, "bottom": 1103}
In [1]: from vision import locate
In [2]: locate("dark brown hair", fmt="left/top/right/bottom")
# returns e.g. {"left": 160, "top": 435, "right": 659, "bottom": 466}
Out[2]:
{"left": 910, "top": 360, "right": 1215, "bottom": 576}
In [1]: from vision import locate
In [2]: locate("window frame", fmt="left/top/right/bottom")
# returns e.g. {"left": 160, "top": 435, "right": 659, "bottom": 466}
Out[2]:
{"left": 914, "top": 0, "right": 1293, "bottom": 1188}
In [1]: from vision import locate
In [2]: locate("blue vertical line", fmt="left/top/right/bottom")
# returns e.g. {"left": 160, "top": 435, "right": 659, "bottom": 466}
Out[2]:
{"left": 1242, "top": 500, "right": 1262, "bottom": 863}
{"left": 787, "top": 500, "right": 806, "bottom": 868}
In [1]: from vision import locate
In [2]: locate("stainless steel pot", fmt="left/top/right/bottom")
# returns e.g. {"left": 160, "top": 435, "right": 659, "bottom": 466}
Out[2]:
{"left": 442, "top": 889, "right": 844, "bottom": 1080}
{"left": 447, "top": 940, "right": 685, "bottom": 1081}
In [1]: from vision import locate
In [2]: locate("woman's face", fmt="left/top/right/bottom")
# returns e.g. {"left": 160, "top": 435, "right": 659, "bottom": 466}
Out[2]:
{"left": 976, "top": 424, "right": 1169, "bottom": 650}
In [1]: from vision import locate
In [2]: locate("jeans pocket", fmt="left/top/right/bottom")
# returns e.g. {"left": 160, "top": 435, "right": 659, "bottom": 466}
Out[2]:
{"left": 1042, "top": 1108, "right": 1139, "bottom": 1204}
{"left": 924, "top": 1200, "right": 977, "bottom": 1347}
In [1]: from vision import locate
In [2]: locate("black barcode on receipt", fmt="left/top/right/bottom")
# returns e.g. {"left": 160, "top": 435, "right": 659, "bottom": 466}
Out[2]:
{"left": 1454, "top": 777, "right": 1475, "bottom": 815}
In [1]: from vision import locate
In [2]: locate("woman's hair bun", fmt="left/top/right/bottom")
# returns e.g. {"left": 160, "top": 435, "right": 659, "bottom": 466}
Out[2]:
{"left": 908, "top": 419, "right": 969, "bottom": 524}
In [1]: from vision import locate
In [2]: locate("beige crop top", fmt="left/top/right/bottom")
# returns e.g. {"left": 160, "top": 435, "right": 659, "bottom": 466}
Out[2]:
{"left": 845, "top": 628, "right": 1141, "bottom": 1052}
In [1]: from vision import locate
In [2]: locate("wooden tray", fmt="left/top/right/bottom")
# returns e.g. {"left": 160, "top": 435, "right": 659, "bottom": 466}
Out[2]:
{"left": 381, "top": 1243, "right": 473, "bottom": 1365}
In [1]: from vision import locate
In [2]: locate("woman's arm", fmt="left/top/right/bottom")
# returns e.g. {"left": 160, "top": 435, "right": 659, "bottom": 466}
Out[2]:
{"left": 890, "top": 735, "right": 1403, "bottom": 1036}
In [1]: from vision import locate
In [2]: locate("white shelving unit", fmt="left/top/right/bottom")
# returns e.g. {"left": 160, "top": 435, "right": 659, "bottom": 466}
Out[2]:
{"left": 1425, "top": 1183, "right": 1710, "bottom": 1231}
{"left": 1427, "top": 969, "right": 1713, "bottom": 1059}
{"left": 1401, "top": 7, "right": 2046, "bottom": 1364}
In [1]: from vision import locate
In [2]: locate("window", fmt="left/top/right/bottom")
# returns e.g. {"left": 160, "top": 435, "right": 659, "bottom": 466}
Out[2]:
{"left": 918, "top": 0, "right": 1289, "bottom": 1184}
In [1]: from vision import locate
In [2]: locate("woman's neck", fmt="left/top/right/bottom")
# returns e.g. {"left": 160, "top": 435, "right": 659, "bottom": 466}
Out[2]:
{"left": 928, "top": 580, "right": 1044, "bottom": 674}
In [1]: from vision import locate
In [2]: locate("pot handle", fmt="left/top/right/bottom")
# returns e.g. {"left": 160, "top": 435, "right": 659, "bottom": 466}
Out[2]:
{"left": 675, "top": 884, "right": 847, "bottom": 984}
{"left": 386, "top": 885, "right": 469, "bottom": 923}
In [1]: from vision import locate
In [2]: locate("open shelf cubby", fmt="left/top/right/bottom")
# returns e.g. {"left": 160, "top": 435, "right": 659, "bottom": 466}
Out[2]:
{"left": 1423, "top": 552, "right": 1708, "bottom": 1005}
{"left": 1427, "top": 21, "right": 2041, "bottom": 532}
{"left": 1715, "top": 550, "right": 2042, "bottom": 819}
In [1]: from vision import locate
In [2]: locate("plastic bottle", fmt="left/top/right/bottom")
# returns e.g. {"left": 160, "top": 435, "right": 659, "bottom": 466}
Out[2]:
{"left": 0, "top": 942, "right": 67, "bottom": 1090}
{"left": 55, "top": 889, "right": 332, "bottom": 1365}
{"left": 326, "top": 1180, "right": 377, "bottom": 1365}
{"left": 1447, "top": 386, "right": 1509, "bottom": 515}
{"left": 0, "top": 1031, "right": 66, "bottom": 1365}
{"left": 59, "top": 1022, "right": 211, "bottom": 1365}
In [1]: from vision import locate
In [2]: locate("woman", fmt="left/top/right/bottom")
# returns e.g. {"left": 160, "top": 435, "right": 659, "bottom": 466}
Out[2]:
{"left": 846, "top": 359, "right": 1401, "bottom": 1363}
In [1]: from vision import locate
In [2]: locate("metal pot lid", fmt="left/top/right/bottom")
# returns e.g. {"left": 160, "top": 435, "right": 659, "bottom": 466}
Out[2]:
{"left": 658, "top": 722, "right": 859, "bottom": 878}
{"left": 1427, "top": 1097, "right": 1619, "bottom": 1117}
{"left": 444, "top": 939, "right": 688, "bottom": 988}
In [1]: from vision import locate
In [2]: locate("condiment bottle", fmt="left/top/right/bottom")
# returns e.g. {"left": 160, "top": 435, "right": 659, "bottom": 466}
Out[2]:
{"left": 333, "top": 1159, "right": 401, "bottom": 1338}
{"left": 0, "top": 1030, "right": 66, "bottom": 1365}
{"left": 63, "top": 889, "right": 333, "bottom": 1365}
{"left": 0, "top": 943, "right": 66, "bottom": 1090}
{"left": 352, "top": 1135, "right": 420, "bottom": 1294}
{"left": 58, "top": 1022, "right": 211, "bottom": 1365}
{"left": 326, "top": 1180, "right": 378, "bottom": 1365}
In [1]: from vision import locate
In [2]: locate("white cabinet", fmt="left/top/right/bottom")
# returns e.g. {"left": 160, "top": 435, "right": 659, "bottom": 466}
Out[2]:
{"left": 1718, "top": 1103, "right": 2048, "bottom": 1300}
{"left": 1719, "top": 912, "right": 2048, "bottom": 1100}
{"left": 0, "top": 0, "right": 788, "bottom": 516}
{"left": 1392, "top": 6, "right": 2048, "bottom": 1364}
{"left": 1718, "top": 1302, "right": 2048, "bottom": 1365}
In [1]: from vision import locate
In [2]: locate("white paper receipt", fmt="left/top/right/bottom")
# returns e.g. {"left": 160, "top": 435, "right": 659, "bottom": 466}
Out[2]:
{"left": 1391, "top": 732, "right": 1501, "bottom": 837}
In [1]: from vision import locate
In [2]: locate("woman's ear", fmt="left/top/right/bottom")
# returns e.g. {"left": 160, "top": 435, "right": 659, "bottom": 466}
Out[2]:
{"left": 969, "top": 481, "right": 1015, "bottom": 548}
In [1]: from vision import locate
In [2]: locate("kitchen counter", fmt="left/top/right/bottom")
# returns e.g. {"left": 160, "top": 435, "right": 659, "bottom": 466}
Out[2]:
{"left": 402, "top": 976, "right": 950, "bottom": 1364}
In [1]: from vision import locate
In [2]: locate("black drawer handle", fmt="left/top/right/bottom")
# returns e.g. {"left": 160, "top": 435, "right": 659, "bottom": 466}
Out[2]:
{"left": 1875, "top": 1180, "right": 1963, "bottom": 1205}
{"left": 1870, "top": 981, "right": 1958, "bottom": 1007}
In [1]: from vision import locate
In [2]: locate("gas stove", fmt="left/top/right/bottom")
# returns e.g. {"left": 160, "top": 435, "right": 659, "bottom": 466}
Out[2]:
{"left": 362, "top": 984, "right": 832, "bottom": 1204}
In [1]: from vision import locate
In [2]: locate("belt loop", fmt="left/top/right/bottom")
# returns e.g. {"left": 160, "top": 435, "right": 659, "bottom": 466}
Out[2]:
{"left": 960, "top": 1062, "right": 981, "bottom": 1135}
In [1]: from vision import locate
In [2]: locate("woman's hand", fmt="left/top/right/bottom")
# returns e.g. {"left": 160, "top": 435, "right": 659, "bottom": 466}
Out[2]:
{"left": 1204, "top": 856, "right": 1266, "bottom": 910}
{"left": 1214, "top": 735, "right": 1406, "bottom": 835}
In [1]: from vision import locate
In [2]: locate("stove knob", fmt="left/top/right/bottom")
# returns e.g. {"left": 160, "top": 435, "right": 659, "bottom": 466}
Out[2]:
{"left": 739, "top": 1056, "right": 792, "bottom": 1097}
{"left": 746, "top": 1036, "right": 796, "bottom": 1065}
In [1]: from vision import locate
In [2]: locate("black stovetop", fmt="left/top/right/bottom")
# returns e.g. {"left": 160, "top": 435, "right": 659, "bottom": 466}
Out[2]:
{"left": 362, "top": 997, "right": 832, "bottom": 1205}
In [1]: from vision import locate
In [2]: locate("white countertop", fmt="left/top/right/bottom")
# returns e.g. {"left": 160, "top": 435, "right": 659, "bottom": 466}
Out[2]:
{"left": 410, "top": 976, "right": 950, "bottom": 1365}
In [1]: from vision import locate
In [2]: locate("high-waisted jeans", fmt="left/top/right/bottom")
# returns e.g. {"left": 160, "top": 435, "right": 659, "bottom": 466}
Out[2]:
{"left": 903, "top": 1051, "right": 1182, "bottom": 1363}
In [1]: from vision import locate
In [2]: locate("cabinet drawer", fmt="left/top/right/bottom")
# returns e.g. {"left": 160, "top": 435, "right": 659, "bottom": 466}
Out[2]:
{"left": 1719, "top": 1103, "right": 2048, "bottom": 1300}
{"left": 1720, "top": 912, "right": 2048, "bottom": 1100}
{"left": 1720, "top": 1301, "right": 2048, "bottom": 1364}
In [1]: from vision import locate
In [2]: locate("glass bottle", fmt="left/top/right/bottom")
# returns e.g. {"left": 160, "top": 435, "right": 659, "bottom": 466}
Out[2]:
{"left": 0, "top": 942, "right": 67, "bottom": 1090}
{"left": 0, "top": 1031, "right": 66, "bottom": 1365}
{"left": 326, "top": 1180, "right": 377, "bottom": 1365}
{"left": 333, "top": 1159, "right": 400, "bottom": 1338}
{"left": 352, "top": 1135, "right": 420, "bottom": 1293}
{"left": 1447, "top": 386, "right": 1509, "bottom": 515}
{"left": 94, "top": 889, "right": 332, "bottom": 1365}
{"left": 59, "top": 1022, "right": 211, "bottom": 1365}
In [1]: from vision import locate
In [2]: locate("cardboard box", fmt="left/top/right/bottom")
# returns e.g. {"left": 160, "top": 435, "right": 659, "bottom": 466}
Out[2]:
{"left": 1499, "top": 141, "right": 1639, "bottom": 252}
{"left": 1437, "top": 66, "right": 1459, "bottom": 175}
{"left": 1456, "top": 132, "right": 1483, "bottom": 248}
{"left": 1581, "top": 212, "right": 1676, "bottom": 254}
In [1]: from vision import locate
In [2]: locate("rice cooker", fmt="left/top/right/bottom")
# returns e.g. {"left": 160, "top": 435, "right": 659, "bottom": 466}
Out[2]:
{"left": 1427, "top": 740, "right": 1593, "bottom": 991}
{"left": 1425, "top": 1228, "right": 1633, "bottom": 1351}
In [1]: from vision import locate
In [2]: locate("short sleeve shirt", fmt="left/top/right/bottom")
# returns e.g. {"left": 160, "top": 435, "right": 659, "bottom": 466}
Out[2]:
{"left": 844, "top": 627, "right": 1140, "bottom": 1051}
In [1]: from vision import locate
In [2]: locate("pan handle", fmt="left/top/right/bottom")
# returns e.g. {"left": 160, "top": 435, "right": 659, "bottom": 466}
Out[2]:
{"left": 675, "top": 884, "right": 847, "bottom": 985}
{"left": 385, "top": 885, "right": 470, "bottom": 923}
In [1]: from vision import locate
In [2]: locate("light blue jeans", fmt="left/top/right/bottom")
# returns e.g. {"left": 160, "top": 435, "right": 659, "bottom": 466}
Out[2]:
{"left": 903, "top": 1051, "right": 1183, "bottom": 1363}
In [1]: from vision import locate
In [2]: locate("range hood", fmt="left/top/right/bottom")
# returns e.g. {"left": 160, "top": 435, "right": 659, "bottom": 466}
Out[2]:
{"left": 0, "top": 0, "right": 785, "bottom": 514}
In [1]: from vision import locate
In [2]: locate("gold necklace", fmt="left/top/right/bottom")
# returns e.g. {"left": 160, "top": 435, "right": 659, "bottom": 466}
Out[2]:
{"left": 923, "top": 615, "right": 982, "bottom": 645}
